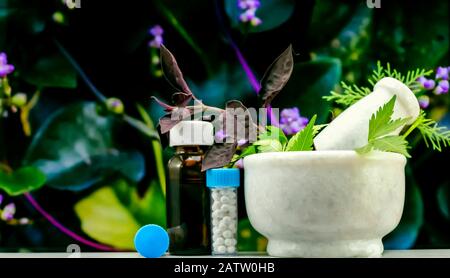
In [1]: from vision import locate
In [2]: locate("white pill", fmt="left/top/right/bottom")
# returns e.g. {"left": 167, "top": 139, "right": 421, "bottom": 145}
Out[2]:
{"left": 225, "top": 191, "right": 236, "bottom": 199}
{"left": 221, "top": 216, "right": 231, "bottom": 224}
{"left": 212, "top": 210, "right": 224, "bottom": 218}
{"left": 215, "top": 237, "right": 225, "bottom": 245}
{"left": 212, "top": 190, "right": 221, "bottom": 200}
{"left": 212, "top": 202, "right": 221, "bottom": 211}
{"left": 225, "top": 238, "right": 237, "bottom": 246}
{"left": 213, "top": 234, "right": 220, "bottom": 242}
{"left": 227, "top": 246, "right": 236, "bottom": 253}
{"left": 212, "top": 218, "right": 219, "bottom": 226}
{"left": 219, "top": 222, "right": 228, "bottom": 231}
{"left": 227, "top": 207, "right": 237, "bottom": 216}
{"left": 220, "top": 196, "right": 230, "bottom": 204}
{"left": 223, "top": 230, "right": 233, "bottom": 239}
{"left": 227, "top": 223, "right": 237, "bottom": 231}
{"left": 220, "top": 204, "right": 232, "bottom": 212}
{"left": 217, "top": 245, "right": 227, "bottom": 253}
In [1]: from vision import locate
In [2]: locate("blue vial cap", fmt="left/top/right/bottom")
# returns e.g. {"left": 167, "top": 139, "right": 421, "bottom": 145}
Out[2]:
{"left": 134, "top": 224, "right": 169, "bottom": 258}
{"left": 206, "top": 168, "right": 240, "bottom": 188}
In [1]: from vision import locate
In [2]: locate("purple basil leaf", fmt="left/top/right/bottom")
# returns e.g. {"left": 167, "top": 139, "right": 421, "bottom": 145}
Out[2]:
{"left": 151, "top": 96, "right": 175, "bottom": 112}
{"left": 202, "top": 143, "right": 237, "bottom": 171}
{"left": 160, "top": 44, "right": 192, "bottom": 95}
{"left": 260, "top": 45, "right": 294, "bottom": 107}
{"left": 225, "top": 100, "right": 257, "bottom": 143}
{"left": 172, "top": 92, "right": 192, "bottom": 107}
{"left": 159, "top": 108, "right": 192, "bottom": 134}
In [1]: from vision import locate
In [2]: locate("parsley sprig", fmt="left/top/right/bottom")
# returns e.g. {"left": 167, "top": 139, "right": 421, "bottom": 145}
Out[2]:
{"left": 324, "top": 61, "right": 432, "bottom": 106}
{"left": 356, "top": 96, "right": 411, "bottom": 157}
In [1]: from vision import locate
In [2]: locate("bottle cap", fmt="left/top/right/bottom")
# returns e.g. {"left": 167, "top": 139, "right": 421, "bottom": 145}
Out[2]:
{"left": 134, "top": 224, "right": 169, "bottom": 258}
{"left": 169, "top": 120, "right": 214, "bottom": 147}
{"left": 206, "top": 168, "right": 240, "bottom": 188}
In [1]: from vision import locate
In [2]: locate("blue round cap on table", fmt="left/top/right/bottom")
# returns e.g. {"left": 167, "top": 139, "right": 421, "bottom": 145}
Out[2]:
{"left": 206, "top": 168, "right": 240, "bottom": 188}
{"left": 134, "top": 224, "right": 169, "bottom": 258}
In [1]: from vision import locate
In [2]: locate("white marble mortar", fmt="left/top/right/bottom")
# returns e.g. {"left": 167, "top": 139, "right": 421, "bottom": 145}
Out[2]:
{"left": 244, "top": 151, "right": 406, "bottom": 257}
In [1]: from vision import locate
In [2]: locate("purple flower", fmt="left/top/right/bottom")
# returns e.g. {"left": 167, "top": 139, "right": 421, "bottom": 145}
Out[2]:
{"left": 436, "top": 66, "right": 449, "bottom": 80}
{"left": 420, "top": 79, "right": 436, "bottom": 90}
{"left": 237, "top": 138, "right": 247, "bottom": 146}
{"left": 238, "top": 0, "right": 262, "bottom": 26}
{"left": 149, "top": 25, "right": 164, "bottom": 37}
{"left": 279, "top": 107, "right": 309, "bottom": 136}
{"left": 250, "top": 17, "right": 262, "bottom": 27}
{"left": 1, "top": 203, "right": 16, "bottom": 221}
{"left": 148, "top": 25, "right": 164, "bottom": 49}
{"left": 235, "top": 158, "right": 244, "bottom": 169}
{"left": 215, "top": 129, "right": 247, "bottom": 145}
{"left": 418, "top": 95, "right": 430, "bottom": 109}
{"left": 417, "top": 76, "right": 427, "bottom": 84}
{"left": 215, "top": 130, "right": 227, "bottom": 143}
{"left": 0, "top": 194, "right": 3, "bottom": 205}
{"left": 0, "top": 52, "right": 14, "bottom": 78}
{"left": 238, "top": 0, "right": 261, "bottom": 10}
{"left": 434, "top": 80, "right": 449, "bottom": 95}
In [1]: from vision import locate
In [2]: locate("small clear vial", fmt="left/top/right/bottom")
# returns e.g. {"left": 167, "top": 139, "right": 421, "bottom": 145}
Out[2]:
{"left": 206, "top": 168, "right": 240, "bottom": 255}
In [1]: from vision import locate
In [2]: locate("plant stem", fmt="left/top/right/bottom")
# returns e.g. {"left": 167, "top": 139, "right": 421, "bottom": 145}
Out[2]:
{"left": 155, "top": 0, "right": 213, "bottom": 76}
{"left": 24, "top": 193, "right": 117, "bottom": 251}
{"left": 402, "top": 118, "right": 422, "bottom": 139}
{"left": 54, "top": 40, "right": 107, "bottom": 103}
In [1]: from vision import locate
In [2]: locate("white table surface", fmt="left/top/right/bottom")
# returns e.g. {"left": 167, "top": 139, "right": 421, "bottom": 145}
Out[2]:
{"left": 0, "top": 250, "right": 449, "bottom": 258}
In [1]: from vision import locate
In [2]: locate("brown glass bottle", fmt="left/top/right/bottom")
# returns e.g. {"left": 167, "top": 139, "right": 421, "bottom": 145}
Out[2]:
{"left": 166, "top": 145, "right": 211, "bottom": 255}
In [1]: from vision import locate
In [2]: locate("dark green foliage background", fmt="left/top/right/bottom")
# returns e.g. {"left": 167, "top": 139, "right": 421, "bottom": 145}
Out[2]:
{"left": 0, "top": 0, "right": 448, "bottom": 251}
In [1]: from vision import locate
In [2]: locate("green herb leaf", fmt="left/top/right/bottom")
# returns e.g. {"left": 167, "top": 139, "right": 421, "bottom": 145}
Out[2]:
{"left": 368, "top": 95, "right": 396, "bottom": 139}
{"left": 368, "top": 95, "right": 411, "bottom": 139}
{"left": 259, "top": 126, "right": 288, "bottom": 148}
{"left": 357, "top": 96, "right": 411, "bottom": 157}
{"left": 355, "top": 143, "right": 374, "bottom": 155}
{"left": 285, "top": 115, "right": 317, "bottom": 151}
{"left": 313, "top": 124, "right": 328, "bottom": 137}
{"left": 232, "top": 145, "right": 257, "bottom": 164}
{"left": 371, "top": 135, "right": 411, "bottom": 158}
{"left": 254, "top": 139, "right": 284, "bottom": 153}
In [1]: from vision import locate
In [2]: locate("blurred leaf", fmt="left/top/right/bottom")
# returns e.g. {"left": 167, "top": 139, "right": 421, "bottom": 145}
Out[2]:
{"left": 0, "top": 166, "right": 46, "bottom": 196}
{"left": 22, "top": 54, "right": 77, "bottom": 88}
{"left": 123, "top": 115, "right": 160, "bottom": 139}
{"left": 225, "top": 0, "right": 295, "bottom": 33}
{"left": 20, "top": 91, "right": 40, "bottom": 137}
{"left": 113, "top": 179, "right": 166, "bottom": 228}
{"left": 437, "top": 182, "right": 450, "bottom": 220}
{"left": 308, "top": 0, "right": 354, "bottom": 48}
{"left": 273, "top": 58, "right": 341, "bottom": 124}
{"left": 74, "top": 186, "right": 141, "bottom": 249}
{"left": 75, "top": 179, "right": 166, "bottom": 249}
{"left": 237, "top": 218, "right": 267, "bottom": 252}
{"left": 383, "top": 167, "right": 424, "bottom": 249}
{"left": 373, "top": 0, "right": 448, "bottom": 69}
{"left": 189, "top": 65, "right": 254, "bottom": 107}
{"left": 136, "top": 104, "right": 166, "bottom": 196}
{"left": 24, "top": 102, "right": 145, "bottom": 191}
